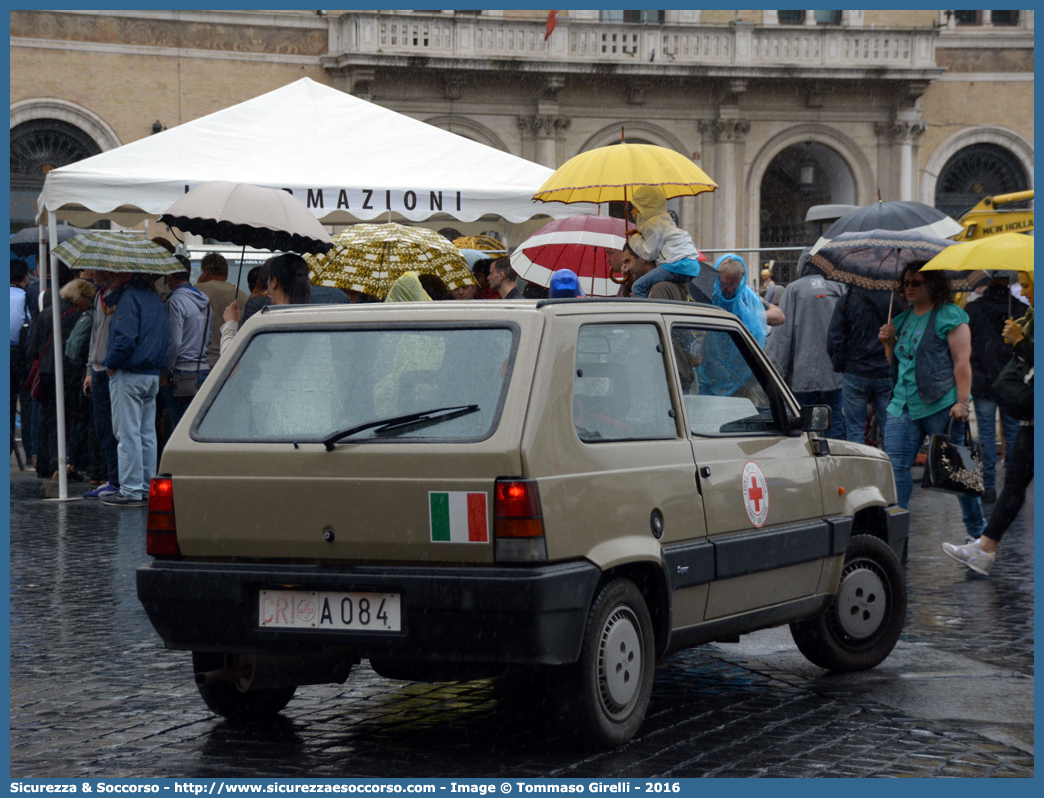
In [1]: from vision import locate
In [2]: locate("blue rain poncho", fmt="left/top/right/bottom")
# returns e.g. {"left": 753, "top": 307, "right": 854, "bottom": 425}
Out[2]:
{"left": 712, "top": 254, "right": 767, "bottom": 347}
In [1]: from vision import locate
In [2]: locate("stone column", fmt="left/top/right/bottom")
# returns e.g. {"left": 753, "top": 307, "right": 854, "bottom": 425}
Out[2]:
{"left": 876, "top": 81, "right": 928, "bottom": 203}
{"left": 516, "top": 115, "right": 571, "bottom": 169}
{"left": 894, "top": 121, "right": 926, "bottom": 202}
{"left": 698, "top": 118, "right": 750, "bottom": 251}
{"left": 874, "top": 122, "right": 897, "bottom": 202}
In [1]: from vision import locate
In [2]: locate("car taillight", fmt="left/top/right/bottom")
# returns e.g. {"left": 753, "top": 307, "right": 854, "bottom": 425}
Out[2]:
{"left": 146, "top": 477, "right": 180, "bottom": 557}
{"left": 494, "top": 479, "right": 547, "bottom": 562}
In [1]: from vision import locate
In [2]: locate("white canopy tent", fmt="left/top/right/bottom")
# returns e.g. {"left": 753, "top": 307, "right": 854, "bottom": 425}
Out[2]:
{"left": 37, "top": 77, "right": 595, "bottom": 499}
{"left": 40, "top": 77, "right": 588, "bottom": 230}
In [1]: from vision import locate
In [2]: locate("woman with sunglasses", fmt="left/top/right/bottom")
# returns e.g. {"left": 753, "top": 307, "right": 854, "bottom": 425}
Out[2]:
{"left": 878, "top": 262, "right": 985, "bottom": 543}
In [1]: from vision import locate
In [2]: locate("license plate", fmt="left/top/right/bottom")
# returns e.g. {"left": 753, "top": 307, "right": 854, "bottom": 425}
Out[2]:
{"left": 259, "top": 590, "right": 401, "bottom": 631}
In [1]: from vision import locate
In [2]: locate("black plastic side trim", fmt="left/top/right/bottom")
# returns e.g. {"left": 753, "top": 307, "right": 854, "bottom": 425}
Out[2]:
{"left": 884, "top": 504, "right": 910, "bottom": 560}
{"left": 666, "top": 594, "right": 833, "bottom": 653}
{"left": 662, "top": 540, "right": 715, "bottom": 589}
{"left": 713, "top": 520, "right": 831, "bottom": 579}
{"left": 825, "top": 515, "right": 854, "bottom": 555}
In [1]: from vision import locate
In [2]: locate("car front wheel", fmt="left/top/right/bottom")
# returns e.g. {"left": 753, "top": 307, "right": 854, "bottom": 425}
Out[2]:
{"left": 790, "top": 534, "right": 907, "bottom": 672}
{"left": 569, "top": 578, "right": 655, "bottom": 749}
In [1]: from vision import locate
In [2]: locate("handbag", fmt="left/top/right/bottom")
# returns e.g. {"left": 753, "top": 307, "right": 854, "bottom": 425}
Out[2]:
{"left": 990, "top": 354, "right": 1034, "bottom": 421}
{"left": 23, "top": 307, "right": 77, "bottom": 402}
{"left": 171, "top": 370, "right": 201, "bottom": 400}
{"left": 170, "top": 303, "right": 211, "bottom": 401}
{"left": 922, "top": 418, "right": 985, "bottom": 497}
{"left": 23, "top": 357, "right": 45, "bottom": 403}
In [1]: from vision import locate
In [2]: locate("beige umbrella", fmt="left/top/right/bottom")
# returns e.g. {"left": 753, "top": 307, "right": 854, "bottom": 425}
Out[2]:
{"left": 159, "top": 181, "right": 335, "bottom": 255}
{"left": 306, "top": 224, "right": 477, "bottom": 300}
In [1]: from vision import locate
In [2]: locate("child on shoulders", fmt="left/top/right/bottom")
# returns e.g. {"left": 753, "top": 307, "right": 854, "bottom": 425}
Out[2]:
{"left": 627, "top": 185, "right": 704, "bottom": 298}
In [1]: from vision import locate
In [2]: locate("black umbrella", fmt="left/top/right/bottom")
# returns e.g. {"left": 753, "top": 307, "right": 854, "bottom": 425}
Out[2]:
{"left": 9, "top": 225, "right": 92, "bottom": 257}
{"left": 810, "top": 201, "right": 964, "bottom": 255}
{"left": 808, "top": 229, "right": 990, "bottom": 320}
{"left": 689, "top": 260, "right": 718, "bottom": 303}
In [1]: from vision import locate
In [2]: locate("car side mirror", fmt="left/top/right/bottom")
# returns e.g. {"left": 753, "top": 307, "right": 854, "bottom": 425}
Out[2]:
{"left": 799, "top": 404, "right": 832, "bottom": 433}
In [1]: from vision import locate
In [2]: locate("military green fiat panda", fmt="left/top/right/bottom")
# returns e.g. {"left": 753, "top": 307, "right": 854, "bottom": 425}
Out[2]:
{"left": 137, "top": 298, "right": 909, "bottom": 748}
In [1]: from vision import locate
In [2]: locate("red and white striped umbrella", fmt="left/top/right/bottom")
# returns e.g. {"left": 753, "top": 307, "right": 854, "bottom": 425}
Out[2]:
{"left": 510, "top": 215, "right": 630, "bottom": 297}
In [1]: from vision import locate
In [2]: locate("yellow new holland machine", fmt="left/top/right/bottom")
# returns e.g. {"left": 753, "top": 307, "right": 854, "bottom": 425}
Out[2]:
{"left": 956, "top": 189, "right": 1034, "bottom": 241}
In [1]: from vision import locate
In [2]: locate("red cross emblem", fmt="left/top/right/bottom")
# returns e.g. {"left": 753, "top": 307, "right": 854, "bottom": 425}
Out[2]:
{"left": 747, "top": 476, "right": 763, "bottom": 512}
{"left": 741, "top": 461, "right": 769, "bottom": 527}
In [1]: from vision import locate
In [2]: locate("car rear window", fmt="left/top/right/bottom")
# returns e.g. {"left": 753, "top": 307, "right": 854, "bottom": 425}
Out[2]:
{"left": 195, "top": 325, "right": 516, "bottom": 442}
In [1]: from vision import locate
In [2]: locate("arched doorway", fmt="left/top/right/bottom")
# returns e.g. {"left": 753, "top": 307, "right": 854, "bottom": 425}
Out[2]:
{"left": 934, "top": 143, "right": 1030, "bottom": 219}
{"left": 759, "top": 142, "right": 855, "bottom": 282}
{"left": 10, "top": 118, "right": 102, "bottom": 231}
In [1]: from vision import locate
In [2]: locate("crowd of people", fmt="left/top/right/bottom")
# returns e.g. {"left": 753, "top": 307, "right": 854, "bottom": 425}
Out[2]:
{"left": 10, "top": 222, "right": 1033, "bottom": 577}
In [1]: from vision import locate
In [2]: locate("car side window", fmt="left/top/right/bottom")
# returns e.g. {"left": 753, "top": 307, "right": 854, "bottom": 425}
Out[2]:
{"left": 573, "top": 323, "right": 677, "bottom": 443}
{"left": 670, "top": 325, "right": 782, "bottom": 437}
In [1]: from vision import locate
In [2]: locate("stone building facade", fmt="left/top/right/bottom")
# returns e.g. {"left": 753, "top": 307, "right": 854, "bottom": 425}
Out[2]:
{"left": 10, "top": 9, "right": 1034, "bottom": 277}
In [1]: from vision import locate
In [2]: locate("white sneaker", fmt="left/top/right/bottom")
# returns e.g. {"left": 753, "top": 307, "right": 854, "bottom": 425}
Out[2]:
{"left": 942, "top": 540, "right": 995, "bottom": 576}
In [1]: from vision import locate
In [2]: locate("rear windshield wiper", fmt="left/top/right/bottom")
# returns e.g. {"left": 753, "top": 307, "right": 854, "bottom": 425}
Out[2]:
{"left": 323, "top": 405, "right": 480, "bottom": 450}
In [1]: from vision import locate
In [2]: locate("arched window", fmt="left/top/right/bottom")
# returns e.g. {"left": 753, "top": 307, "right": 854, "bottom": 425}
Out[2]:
{"left": 759, "top": 142, "right": 855, "bottom": 282}
{"left": 10, "top": 118, "right": 102, "bottom": 228}
{"left": 934, "top": 143, "right": 1029, "bottom": 219}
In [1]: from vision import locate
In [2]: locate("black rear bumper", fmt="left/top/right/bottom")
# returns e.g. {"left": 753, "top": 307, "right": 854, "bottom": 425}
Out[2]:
{"left": 136, "top": 559, "right": 601, "bottom": 665}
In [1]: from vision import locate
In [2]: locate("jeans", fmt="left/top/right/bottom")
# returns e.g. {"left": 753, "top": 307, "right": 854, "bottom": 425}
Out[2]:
{"left": 884, "top": 406, "right": 986, "bottom": 539}
{"left": 792, "top": 389, "right": 846, "bottom": 441}
{"left": 10, "top": 346, "right": 20, "bottom": 455}
{"left": 983, "top": 424, "right": 1033, "bottom": 543}
{"left": 28, "top": 399, "right": 39, "bottom": 458}
{"left": 159, "top": 369, "right": 210, "bottom": 429}
{"left": 35, "top": 373, "right": 59, "bottom": 478}
{"left": 972, "top": 396, "right": 1021, "bottom": 491}
{"left": 841, "top": 373, "right": 892, "bottom": 445}
{"left": 91, "top": 369, "right": 120, "bottom": 487}
{"left": 110, "top": 371, "right": 159, "bottom": 500}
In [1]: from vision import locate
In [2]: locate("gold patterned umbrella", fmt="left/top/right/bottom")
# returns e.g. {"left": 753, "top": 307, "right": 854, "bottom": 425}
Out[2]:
{"left": 452, "top": 234, "right": 506, "bottom": 254}
{"left": 306, "top": 224, "right": 477, "bottom": 300}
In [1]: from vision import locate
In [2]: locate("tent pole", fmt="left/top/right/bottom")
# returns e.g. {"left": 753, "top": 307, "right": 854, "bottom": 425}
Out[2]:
{"left": 38, "top": 217, "right": 48, "bottom": 312}
{"left": 48, "top": 210, "right": 69, "bottom": 500}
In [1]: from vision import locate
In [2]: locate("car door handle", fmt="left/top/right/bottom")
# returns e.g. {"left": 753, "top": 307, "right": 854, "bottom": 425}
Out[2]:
{"left": 699, "top": 466, "right": 711, "bottom": 478}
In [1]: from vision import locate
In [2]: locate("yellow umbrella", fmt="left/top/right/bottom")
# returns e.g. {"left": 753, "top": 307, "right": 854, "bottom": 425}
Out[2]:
{"left": 305, "top": 223, "right": 476, "bottom": 300}
{"left": 533, "top": 141, "right": 717, "bottom": 205}
{"left": 921, "top": 232, "right": 1034, "bottom": 275}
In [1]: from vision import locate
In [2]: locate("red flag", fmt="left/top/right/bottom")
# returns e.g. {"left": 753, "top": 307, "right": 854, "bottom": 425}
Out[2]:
{"left": 545, "top": 10, "right": 559, "bottom": 42}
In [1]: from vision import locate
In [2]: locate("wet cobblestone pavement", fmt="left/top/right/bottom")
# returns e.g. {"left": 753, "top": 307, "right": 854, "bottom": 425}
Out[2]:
{"left": 9, "top": 466, "right": 1033, "bottom": 778}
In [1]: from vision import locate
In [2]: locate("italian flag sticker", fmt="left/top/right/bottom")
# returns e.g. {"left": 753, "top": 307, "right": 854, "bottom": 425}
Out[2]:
{"left": 429, "top": 492, "right": 489, "bottom": 543}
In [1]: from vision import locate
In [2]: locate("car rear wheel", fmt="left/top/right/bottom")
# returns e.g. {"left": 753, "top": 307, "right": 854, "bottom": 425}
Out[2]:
{"left": 790, "top": 534, "right": 907, "bottom": 672}
{"left": 569, "top": 578, "right": 654, "bottom": 749}
{"left": 192, "top": 652, "right": 296, "bottom": 721}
